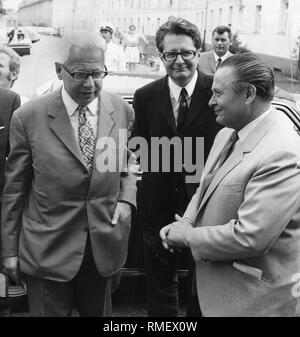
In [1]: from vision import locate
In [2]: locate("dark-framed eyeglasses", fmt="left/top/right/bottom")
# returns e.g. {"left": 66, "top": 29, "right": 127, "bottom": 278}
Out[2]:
{"left": 161, "top": 50, "right": 197, "bottom": 62}
{"left": 57, "top": 63, "right": 108, "bottom": 81}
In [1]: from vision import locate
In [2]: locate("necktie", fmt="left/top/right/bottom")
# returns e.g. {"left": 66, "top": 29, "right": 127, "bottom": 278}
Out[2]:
{"left": 177, "top": 88, "right": 188, "bottom": 132}
{"left": 216, "top": 58, "right": 222, "bottom": 70}
{"left": 201, "top": 130, "right": 239, "bottom": 195}
{"left": 78, "top": 106, "right": 96, "bottom": 172}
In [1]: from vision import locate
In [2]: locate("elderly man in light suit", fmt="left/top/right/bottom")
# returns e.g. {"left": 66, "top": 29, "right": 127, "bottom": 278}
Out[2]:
{"left": 1, "top": 30, "right": 137, "bottom": 317}
{"left": 198, "top": 26, "right": 233, "bottom": 75}
{"left": 161, "top": 52, "right": 300, "bottom": 316}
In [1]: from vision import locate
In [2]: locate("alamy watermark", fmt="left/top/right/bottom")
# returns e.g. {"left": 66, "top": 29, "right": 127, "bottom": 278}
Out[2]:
{"left": 95, "top": 129, "right": 204, "bottom": 184}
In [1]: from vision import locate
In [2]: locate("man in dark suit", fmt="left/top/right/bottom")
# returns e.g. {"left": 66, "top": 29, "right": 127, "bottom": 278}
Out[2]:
{"left": 133, "top": 17, "right": 220, "bottom": 317}
{"left": 0, "top": 87, "right": 21, "bottom": 316}
{"left": 1, "top": 30, "right": 137, "bottom": 317}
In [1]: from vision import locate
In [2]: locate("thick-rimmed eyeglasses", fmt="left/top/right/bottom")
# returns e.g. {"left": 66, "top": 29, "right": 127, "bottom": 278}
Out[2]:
{"left": 57, "top": 63, "right": 108, "bottom": 81}
{"left": 161, "top": 50, "right": 197, "bottom": 62}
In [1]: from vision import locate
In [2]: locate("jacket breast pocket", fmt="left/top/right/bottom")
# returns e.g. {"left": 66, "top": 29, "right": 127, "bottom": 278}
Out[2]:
{"left": 218, "top": 183, "right": 242, "bottom": 193}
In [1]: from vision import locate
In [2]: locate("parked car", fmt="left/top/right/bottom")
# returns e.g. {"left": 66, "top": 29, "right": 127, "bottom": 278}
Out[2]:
{"left": 23, "top": 28, "right": 40, "bottom": 43}
{"left": 6, "top": 29, "right": 32, "bottom": 56}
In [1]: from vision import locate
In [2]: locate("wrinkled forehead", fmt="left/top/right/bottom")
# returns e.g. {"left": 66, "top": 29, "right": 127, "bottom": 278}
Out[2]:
{"left": 64, "top": 45, "right": 104, "bottom": 65}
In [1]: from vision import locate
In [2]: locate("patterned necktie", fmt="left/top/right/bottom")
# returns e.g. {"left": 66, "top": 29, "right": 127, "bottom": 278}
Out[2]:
{"left": 216, "top": 58, "right": 222, "bottom": 70}
{"left": 78, "top": 105, "right": 96, "bottom": 172}
{"left": 201, "top": 130, "right": 239, "bottom": 196}
{"left": 177, "top": 88, "right": 188, "bottom": 132}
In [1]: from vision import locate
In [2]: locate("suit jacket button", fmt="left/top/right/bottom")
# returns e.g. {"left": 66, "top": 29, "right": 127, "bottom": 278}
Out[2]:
{"left": 84, "top": 227, "right": 88, "bottom": 232}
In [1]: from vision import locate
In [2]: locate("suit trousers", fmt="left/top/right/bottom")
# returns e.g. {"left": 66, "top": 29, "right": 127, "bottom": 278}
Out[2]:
{"left": 23, "top": 235, "right": 112, "bottom": 317}
{"left": 0, "top": 205, "right": 12, "bottom": 317}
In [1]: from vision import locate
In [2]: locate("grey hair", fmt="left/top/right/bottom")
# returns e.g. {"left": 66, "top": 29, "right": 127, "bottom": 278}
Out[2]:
{"left": 220, "top": 52, "right": 274, "bottom": 102}
{"left": 56, "top": 29, "right": 107, "bottom": 64}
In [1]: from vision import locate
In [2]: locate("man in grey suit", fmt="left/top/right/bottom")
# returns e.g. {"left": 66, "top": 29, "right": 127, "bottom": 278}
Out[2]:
{"left": 1, "top": 30, "right": 137, "bottom": 317}
{"left": 161, "top": 52, "right": 300, "bottom": 316}
{"left": 198, "top": 26, "right": 233, "bottom": 75}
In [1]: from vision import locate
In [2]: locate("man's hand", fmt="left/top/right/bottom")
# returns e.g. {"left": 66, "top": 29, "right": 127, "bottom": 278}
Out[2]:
{"left": 2, "top": 256, "right": 20, "bottom": 284}
{"left": 160, "top": 214, "right": 194, "bottom": 251}
{"left": 111, "top": 202, "right": 132, "bottom": 226}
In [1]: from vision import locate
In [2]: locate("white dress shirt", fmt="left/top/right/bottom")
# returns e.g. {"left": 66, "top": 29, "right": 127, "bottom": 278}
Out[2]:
{"left": 168, "top": 71, "right": 198, "bottom": 126}
{"left": 61, "top": 86, "right": 99, "bottom": 145}
{"left": 214, "top": 51, "right": 231, "bottom": 64}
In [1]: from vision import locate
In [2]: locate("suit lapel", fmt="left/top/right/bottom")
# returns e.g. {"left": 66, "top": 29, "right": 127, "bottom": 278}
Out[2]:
{"left": 181, "top": 71, "right": 212, "bottom": 132}
{"left": 49, "top": 89, "right": 86, "bottom": 168}
{"left": 198, "top": 146, "right": 244, "bottom": 210}
{"left": 154, "top": 76, "right": 177, "bottom": 134}
{"left": 208, "top": 52, "right": 216, "bottom": 73}
{"left": 97, "top": 90, "right": 115, "bottom": 142}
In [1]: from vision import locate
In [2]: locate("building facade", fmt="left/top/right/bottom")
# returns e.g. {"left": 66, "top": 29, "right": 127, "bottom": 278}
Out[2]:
{"left": 51, "top": 0, "right": 299, "bottom": 75}
{"left": 18, "top": 0, "right": 53, "bottom": 27}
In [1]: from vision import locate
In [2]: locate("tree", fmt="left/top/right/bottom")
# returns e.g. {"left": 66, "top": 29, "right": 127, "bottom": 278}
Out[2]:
{"left": 229, "top": 33, "right": 250, "bottom": 54}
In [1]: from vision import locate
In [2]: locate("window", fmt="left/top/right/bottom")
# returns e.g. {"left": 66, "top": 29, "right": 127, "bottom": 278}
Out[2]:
{"left": 210, "top": 10, "right": 214, "bottom": 29}
{"left": 157, "top": 17, "right": 161, "bottom": 29}
{"left": 279, "top": 0, "right": 289, "bottom": 34}
{"left": 238, "top": 5, "right": 245, "bottom": 29}
{"left": 255, "top": 5, "right": 262, "bottom": 33}
{"left": 228, "top": 6, "right": 233, "bottom": 26}
{"left": 218, "top": 8, "right": 223, "bottom": 25}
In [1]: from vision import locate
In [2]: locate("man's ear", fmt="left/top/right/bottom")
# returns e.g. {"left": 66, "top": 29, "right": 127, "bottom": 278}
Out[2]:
{"left": 245, "top": 84, "right": 256, "bottom": 104}
{"left": 55, "top": 62, "right": 63, "bottom": 80}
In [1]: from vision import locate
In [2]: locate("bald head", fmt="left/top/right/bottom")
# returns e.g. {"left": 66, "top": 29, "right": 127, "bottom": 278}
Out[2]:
{"left": 57, "top": 29, "right": 106, "bottom": 65}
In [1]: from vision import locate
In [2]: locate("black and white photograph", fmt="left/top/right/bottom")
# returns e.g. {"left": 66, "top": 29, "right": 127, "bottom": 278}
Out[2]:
{"left": 0, "top": 0, "right": 300, "bottom": 321}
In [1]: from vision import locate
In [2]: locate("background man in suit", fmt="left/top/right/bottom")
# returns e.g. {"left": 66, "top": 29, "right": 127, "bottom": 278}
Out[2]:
{"left": 161, "top": 52, "right": 300, "bottom": 316}
{"left": 1, "top": 30, "right": 137, "bottom": 317}
{"left": 133, "top": 17, "right": 220, "bottom": 317}
{"left": 0, "top": 87, "right": 20, "bottom": 316}
{"left": 198, "top": 26, "right": 233, "bottom": 75}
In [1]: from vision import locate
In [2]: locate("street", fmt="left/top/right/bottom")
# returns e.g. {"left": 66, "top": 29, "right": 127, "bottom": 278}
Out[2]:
{"left": 12, "top": 35, "right": 64, "bottom": 99}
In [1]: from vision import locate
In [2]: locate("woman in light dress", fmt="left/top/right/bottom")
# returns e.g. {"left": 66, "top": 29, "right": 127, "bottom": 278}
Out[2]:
{"left": 123, "top": 25, "right": 140, "bottom": 72}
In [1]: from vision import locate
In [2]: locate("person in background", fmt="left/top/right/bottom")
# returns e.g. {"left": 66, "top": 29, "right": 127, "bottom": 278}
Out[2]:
{"left": 198, "top": 26, "right": 232, "bottom": 75}
{"left": 133, "top": 17, "right": 220, "bottom": 317}
{"left": 123, "top": 25, "right": 140, "bottom": 72}
{"left": 1, "top": 30, "right": 137, "bottom": 317}
{"left": 161, "top": 52, "right": 300, "bottom": 317}
{"left": 100, "top": 24, "right": 126, "bottom": 72}
{"left": 0, "top": 45, "right": 28, "bottom": 105}
{"left": 0, "top": 87, "right": 21, "bottom": 316}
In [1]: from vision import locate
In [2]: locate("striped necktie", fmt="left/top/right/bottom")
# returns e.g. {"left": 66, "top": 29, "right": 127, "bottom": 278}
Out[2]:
{"left": 78, "top": 105, "right": 95, "bottom": 172}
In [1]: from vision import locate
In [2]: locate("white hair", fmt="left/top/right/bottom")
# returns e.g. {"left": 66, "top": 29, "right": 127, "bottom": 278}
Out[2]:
{"left": 56, "top": 29, "right": 107, "bottom": 64}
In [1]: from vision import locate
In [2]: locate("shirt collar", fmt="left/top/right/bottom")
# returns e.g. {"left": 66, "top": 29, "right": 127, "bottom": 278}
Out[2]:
{"left": 168, "top": 71, "right": 198, "bottom": 102}
{"left": 238, "top": 106, "right": 273, "bottom": 143}
{"left": 214, "top": 51, "right": 230, "bottom": 63}
{"left": 62, "top": 86, "right": 99, "bottom": 117}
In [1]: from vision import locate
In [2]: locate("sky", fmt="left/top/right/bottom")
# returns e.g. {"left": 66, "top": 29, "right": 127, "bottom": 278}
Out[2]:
{"left": 3, "top": 0, "right": 23, "bottom": 10}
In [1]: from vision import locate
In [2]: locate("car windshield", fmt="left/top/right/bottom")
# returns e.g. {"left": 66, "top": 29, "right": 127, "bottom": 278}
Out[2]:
{"left": 0, "top": 0, "right": 298, "bottom": 107}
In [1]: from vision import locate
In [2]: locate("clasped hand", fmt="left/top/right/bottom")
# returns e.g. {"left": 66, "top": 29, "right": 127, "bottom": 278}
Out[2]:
{"left": 159, "top": 214, "right": 193, "bottom": 253}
